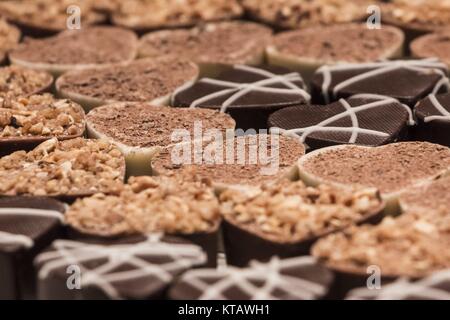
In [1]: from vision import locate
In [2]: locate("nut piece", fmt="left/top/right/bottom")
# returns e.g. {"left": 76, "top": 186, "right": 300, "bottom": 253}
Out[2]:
{"left": 65, "top": 176, "right": 221, "bottom": 236}
{"left": 220, "top": 179, "right": 383, "bottom": 242}
{"left": 0, "top": 138, "right": 125, "bottom": 196}
{"left": 312, "top": 209, "right": 450, "bottom": 278}
{"left": 0, "top": 94, "right": 85, "bottom": 138}
{"left": 0, "top": 66, "right": 53, "bottom": 100}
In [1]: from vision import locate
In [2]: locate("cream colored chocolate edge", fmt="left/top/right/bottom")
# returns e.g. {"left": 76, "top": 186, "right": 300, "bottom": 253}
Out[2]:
{"left": 9, "top": 49, "right": 138, "bottom": 77}
{"left": 297, "top": 145, "right": 450, "bottom": 217}
{"left": 265, "top": 37, "right": 404, "bottom": 82}
{"left": 86, "top": 122, "right": 161, "bottom": 177}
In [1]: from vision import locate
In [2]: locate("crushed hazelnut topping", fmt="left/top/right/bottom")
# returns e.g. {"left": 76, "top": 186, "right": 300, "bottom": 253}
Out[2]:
{"left": 0, "top": 66, "right": 53, "bottom": 100}
{"left": 0, "top": 138, "right": 125, "bottom": 196}
{"left": 66, "top": 176, "right": 221, "bottom": 236}
{"left": 220, "top": 179, "right": 383, "bottom": 243}
{"left": 312, "top": 210, "right": 450, "bottom": 278}
{"left": 242, "top": 0, "right": 371, "bottom": 29}
{"left": 0, "top": 94, "right": 85, "bottom": 139}
{"left": 383, "top": 1, "right": 450, "bottom": 31}
{"left": 0, "top": 0, "right": 104, "bottom": 32}
{"left": 112, "top": 0, "right": 243, "bottom": 30}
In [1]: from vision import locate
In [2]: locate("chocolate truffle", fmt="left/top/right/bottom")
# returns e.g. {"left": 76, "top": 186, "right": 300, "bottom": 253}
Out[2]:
{"left": 171, "top": 65, "right": 310, "bottom": 130}
{"left": 111, "top": 0, "right": 243, "bottom": 33}
{"left": 414, "top": 93, "right": 450, "bottom": 147}
{"left": 267, "top": 24, "right": 404, "bottom": 80}
{"left": 0, "top": 0, "right": 105, "bottom": 37}
{"left": 347, "top": 269, "right": 450, "bottom": 300}
{"left": 411, "top": 29, "right": 450, "bottom": 69}
{"left": 138, "top": 21, "right": 272, "bottom": 75}
{"left": 35, "top": 235, "right": 207, "bottom": 300}
{"left": 297, "top": 142, "right": 450, "bottom": 214}
{"left": 0, "top": 138, "right": 125, "bottom": 200}
{"left": 242, "top": 0, "right": 370, "bottom": 30}
{"left": 0, "top": 94, "right": 85, "bottom": 156}
{"left": 169, "top": 256, "right": 333, "bottom": 300}
{"left": 65, "top": 176, "right": 221, "bottom": 267}
{"left": 86, "top": 103, "right": 235, "bottom": 176}
{"left": 151, "top": 134, "right": 305, "bottom": 191}
{"left": 9, "top": 26, "right": 138, "bottom": 76}
{"left": 312, "top": 212, "right": 450, "bottom": 297}
{"left": 269, "top": 95, "right": 413, "bottom": 149}
{"left": 220, "top": 179, "right": 384, "bottom": 267}
{"left": 311, "top": 59, "right": 449, "bottom": 106}
{"left": 0, "top": 19, "right": 20, "bottom": 63}
{"left": 0, "top": 196, "right": 65, "bottom": 299}
{"left": 56, "top": 57, "right": 199, "bottom": 111}
{"left": 0, "top": 66, "right": 53, "bottom": 99}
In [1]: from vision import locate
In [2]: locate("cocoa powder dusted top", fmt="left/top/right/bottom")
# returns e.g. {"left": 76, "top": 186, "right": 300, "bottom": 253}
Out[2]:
{"left": 56, "top": 58, "right": 199, "bottom": 104}
{"left": 270, "top": 24, "right": 404, "bottom": 64}
{"left": 220, "top": 179, "right": 383, "bottom": 243}
{"left": 242, "top": 0, "right": 371, "bottom": 29}
{"left": 0, "top": 0, "right": 104, "bottom": 33}
{"left": 300, "top": 142, "right": 450, "bottom": 194}
{"left": 0, "top": 138, "right": 125, "bottom": 197}
{"left": 152, "top": 134, "right": 305, "bottom": 186}
{"left": 312, "top": 211, "right": 450, "bottom": 278}
{"left": 66, "top": 176, "right": 221, "bottom": 236}
{"left": 0, "top": 66, "right": 53, "bottom": 100}
{"left": 112, "top": 0, "right": 243, "bottom": 31}
{"left": 87, "top": 103, "right": 235, "bottom": 148}
{"left": 10, "top": 26, "right": 138, "bottom": 66}
{"left": 0, "top": 19, "right": 20, "bottom": 61}
{"left": 138, "top": 21, "right": 272, "bottom": 65}
{"left": 0, "top": 94, "right": 85, "bottom": 139}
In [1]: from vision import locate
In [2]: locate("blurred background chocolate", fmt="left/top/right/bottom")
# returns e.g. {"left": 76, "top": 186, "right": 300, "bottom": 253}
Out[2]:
{"left": 171, "top": 65, "right": 310, "bottom": 130}
{"left": 0, "top": 19, "right": 20, "bottom": 64}
{"left": 0, "top": 0, "right": 105, "bottom": 37}
{"left": 9, "top": 26, "right": 138, "bottom": 76}
{"left": 411, "top": 29, "right": 450, "bottom": 69}
{"left": 138, "top": 21, "right": 272, "bottom": 77}
{"left": 267, "top": 23, "right": 404, "bottom": 80}
{"left": 0, "top": 196, "right": 65, "bottom": 299}
{"left": 169, "top": 256, "right": 333, "bottom": 300}
{"left": 35, "top": 235, "right": 207, "bottom": 299}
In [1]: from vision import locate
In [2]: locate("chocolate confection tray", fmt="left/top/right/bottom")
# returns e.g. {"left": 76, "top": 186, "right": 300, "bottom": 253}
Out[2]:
{"left": 1, "top": 0, "right": 450, "bottom": 301}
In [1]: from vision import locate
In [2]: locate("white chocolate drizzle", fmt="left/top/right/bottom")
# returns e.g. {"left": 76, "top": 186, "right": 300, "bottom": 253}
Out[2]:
{"left": 347, "top": 269, "right": 450, "bottom": 300}
{"left": 0, "top": 208, "right": 64, "bottom": 249}
{"left": 271, "top": 94, "right": 414, "bottom": 144}
{"left": 423, "top": 94, "right": 450, "bottom": 123}
{"left": 317, "top": 58, "right": 450, "bottom": 104}
{"left": 35, "top": 235, "right": 207, "bottom": 300}
{"left": 177, "top": 256, "right": 331, "bottom": 300}
{"left": 172, "top": 65, "right": 310, "bottom": 113}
